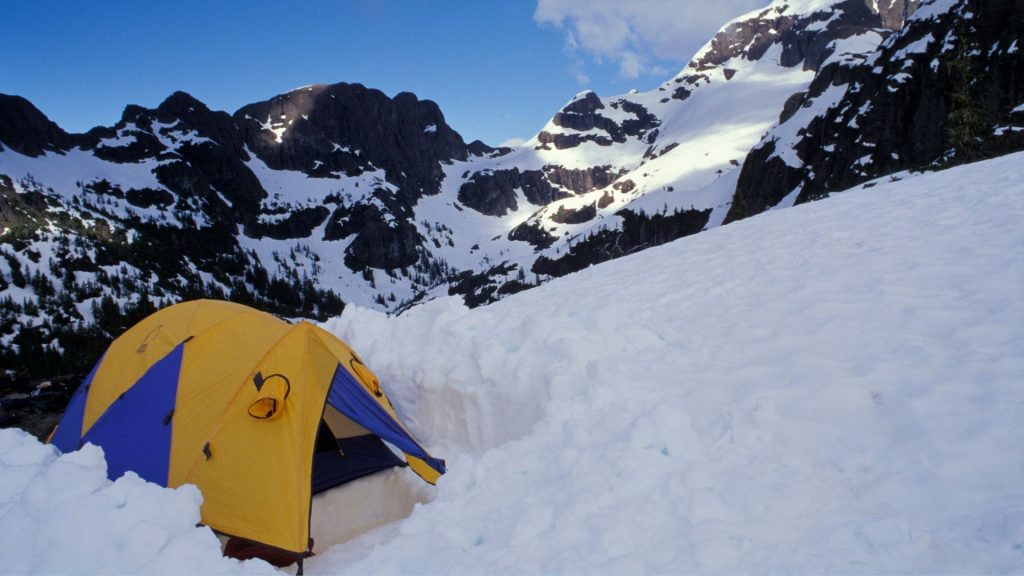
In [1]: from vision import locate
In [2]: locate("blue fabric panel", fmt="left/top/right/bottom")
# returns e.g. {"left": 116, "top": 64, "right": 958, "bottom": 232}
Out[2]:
{"left": 81, "top": 344, "right": 184, "bottom": 485}
{"left": 51, "top": 354, "right": 104, "bottom": 453}
{"left": 311, "top": 434, "right": 405, "bottom": 494}
{"left": 326, "top": 364, "right": 446, "bottom": 475}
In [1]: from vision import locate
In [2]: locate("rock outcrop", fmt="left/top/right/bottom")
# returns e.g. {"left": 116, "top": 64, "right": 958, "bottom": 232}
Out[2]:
{"left": 0, "top": 94, "right": 73, "bottom": 156}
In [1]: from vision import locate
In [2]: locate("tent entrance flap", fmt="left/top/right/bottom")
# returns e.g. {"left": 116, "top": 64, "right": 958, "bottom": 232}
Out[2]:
{"left": 311, "top": 434, "right": 405, "bottom": 494}
{"left": 326, "top": 364, "right": 446, "bottom": 481}
{"left": 311, "top": 417, "right": 405, "bottom": 495}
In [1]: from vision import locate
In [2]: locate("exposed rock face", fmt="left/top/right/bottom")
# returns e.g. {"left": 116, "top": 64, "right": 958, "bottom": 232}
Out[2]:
{"left": 536, "top": 92, "right": 659, "bottom": 150}
{"left": 549, "top": 203, "right": 597, "bottom": 225}
{"left": 872, "top": 0, "right": 925, "bottom": 29}
{"left": 0, "top": 174, "right": 49, "bottom": 229}
{"left": 458, "top": 169, "right": 536, "bottom": 216}
{"left": 532, "top": 207, "right": 712, "bottom": 277}
{"left": 343, "top": 207, "right": 422, "bottom": 271}
{"left": 457, "top": 161, "right": 626, "bottom": 218}
{"left": 456, "top": 164, "right": 623, "bottom": 217}
{"left": 0, "top": 94, "right": 73, "bottom": 156}
{"left": 507, "top": 220, "right": 556, "bottom": 250}
{"left": 544, "top": 165, "right": 622, "bottom": 194}
{"left": 551, "top": 91, "right": 606, "bottom": 131}
{"left": 236, "top": 83, "right": 467, "bottom": 202}
{"left": 727, "top": 0, "right": 1024, "bottom": 222}
{"left": 687, "top": 0, "right": 902, "bottom": 77}
{"left": 249, "top": 206, "right": 331, "bottom": 240}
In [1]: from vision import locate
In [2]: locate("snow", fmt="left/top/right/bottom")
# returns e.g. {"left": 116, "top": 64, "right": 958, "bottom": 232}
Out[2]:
{"left": 0, "top": 429, "right": 274, "bottom": 575}
{"left": 3, "top": 152, "right": 1024, "bottom": 573}
{"left": 317, "top": 151, "right": 1024, "bottom": 574}
{"left": 892, "top": 32, "right": 935, "bottom": 61}
{"left": 258, "top": 115, "right": 288, "bottom": 143}
{"left": 150, "top": 121, "right": 215, "bottom": 150}
{"left": 993, "top": 126, "right": 1024, "bottom": 136}
{"left": 910, "top": 0, "right": 958, "bottom": 22}
{"left": 821, "top": 30, "right": 886, "bottom": 68}
{"left": 0, "top": 148, "right": 168, "bottom": 203}
{"left": 769, "top": 81, "right": 849, "bottom": 168}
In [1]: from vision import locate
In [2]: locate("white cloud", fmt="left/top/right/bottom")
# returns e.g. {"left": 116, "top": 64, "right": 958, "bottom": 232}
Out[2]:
{"left": 497, "top": 137, "right": 527, "bottom": 148}
{"left": 535, "top": 0, "right": 767, "bottom": 81}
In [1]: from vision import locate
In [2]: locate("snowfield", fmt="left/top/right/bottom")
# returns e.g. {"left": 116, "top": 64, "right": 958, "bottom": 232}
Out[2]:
{"left": 3, "top": 151, "right": 1024, "bottom": 574}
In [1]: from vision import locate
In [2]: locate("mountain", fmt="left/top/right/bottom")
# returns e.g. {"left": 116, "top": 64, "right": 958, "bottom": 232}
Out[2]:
{"left": 1, "top": 0, "right": 1022, "bottom": 405}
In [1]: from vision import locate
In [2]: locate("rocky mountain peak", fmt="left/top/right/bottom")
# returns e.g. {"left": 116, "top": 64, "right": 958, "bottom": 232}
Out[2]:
{"left": 683, "top": 0, "right": 892, "bottom": 76}
{"left": 0, "top": 93, "right": 73, "bottom": 156}
{"left": 234, "top": 82, "right": 468, "bottom": 199}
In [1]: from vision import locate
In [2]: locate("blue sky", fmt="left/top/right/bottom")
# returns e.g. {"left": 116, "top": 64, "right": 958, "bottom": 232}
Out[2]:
{"left": 2, "top": 1, "right": 761, "bottom": 146}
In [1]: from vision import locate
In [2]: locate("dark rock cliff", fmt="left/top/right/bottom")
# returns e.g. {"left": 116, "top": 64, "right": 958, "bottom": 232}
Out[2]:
{"left": 0, "top": 94, "right": 74, "bottom": 156}
{"left": 236, "top": 83, "right": 467, "bottom": 202}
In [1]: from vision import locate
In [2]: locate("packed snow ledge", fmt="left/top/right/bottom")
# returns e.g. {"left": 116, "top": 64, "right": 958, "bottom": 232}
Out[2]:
{"left": 4, "top": 152, "right": 1024, "bottom": 574}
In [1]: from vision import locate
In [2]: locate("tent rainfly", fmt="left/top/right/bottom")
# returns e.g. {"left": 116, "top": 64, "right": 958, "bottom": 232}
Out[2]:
{"left": 49, "top": 299, "right": 445, "bottom": 565}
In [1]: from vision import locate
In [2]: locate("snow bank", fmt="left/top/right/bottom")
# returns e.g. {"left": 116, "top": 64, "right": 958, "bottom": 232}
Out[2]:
{"left": 318, "top": 152, "right": 1024, "bottom": 574}
{"left": 0, "top": 429, "right": 275, "bottom": 575}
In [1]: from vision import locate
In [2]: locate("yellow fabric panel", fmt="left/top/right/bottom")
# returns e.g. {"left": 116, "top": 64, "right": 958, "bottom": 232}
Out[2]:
{"left": 168, "top": 309, "right": 292, "bottom": 485}
{"left": 82, "top": 300, "right": 256, "bottom": 434}
{"left": 406, "top": 455, "right": 442, "bottom": 485}
{"left": 171, "top": 323, "right": 338, "bottom": 553}
{"left": 165, "top": 307, "right": 290, "bottom": 485}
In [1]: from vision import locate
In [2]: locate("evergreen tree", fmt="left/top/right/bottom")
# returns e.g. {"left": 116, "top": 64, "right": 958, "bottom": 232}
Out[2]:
{"left": 945, "top": 22, "right": 988, "bottom": 162}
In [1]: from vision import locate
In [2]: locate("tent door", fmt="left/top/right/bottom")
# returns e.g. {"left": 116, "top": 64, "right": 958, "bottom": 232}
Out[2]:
{"left": 310, "top": 409, "right": 406, "bottom": 495}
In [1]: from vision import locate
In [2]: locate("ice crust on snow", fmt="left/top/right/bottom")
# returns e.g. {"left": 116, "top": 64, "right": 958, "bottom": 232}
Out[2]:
{"left": 3, "top": 152, "right": 1024, "bottom": 573}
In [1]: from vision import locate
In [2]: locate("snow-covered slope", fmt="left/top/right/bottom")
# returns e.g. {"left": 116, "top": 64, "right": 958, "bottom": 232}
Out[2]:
{"left": 4, "top": 151, "right": 1022, "bottom": 574}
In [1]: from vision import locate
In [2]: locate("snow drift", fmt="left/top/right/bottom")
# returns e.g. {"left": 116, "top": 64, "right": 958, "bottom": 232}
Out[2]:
{"left": 2, "top": 151, "right": 1023, "bottom": 574}
{"left": 0, "top": 429, "right": 274, "bottom": 574}
{"left": 322, "top": 151, "right": 1024, "bottom": 574}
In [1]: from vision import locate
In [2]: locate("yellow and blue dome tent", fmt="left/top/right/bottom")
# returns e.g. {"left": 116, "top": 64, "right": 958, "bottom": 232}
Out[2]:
{"left": 49, "top": 299, "right": 445, "bottom": 562}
